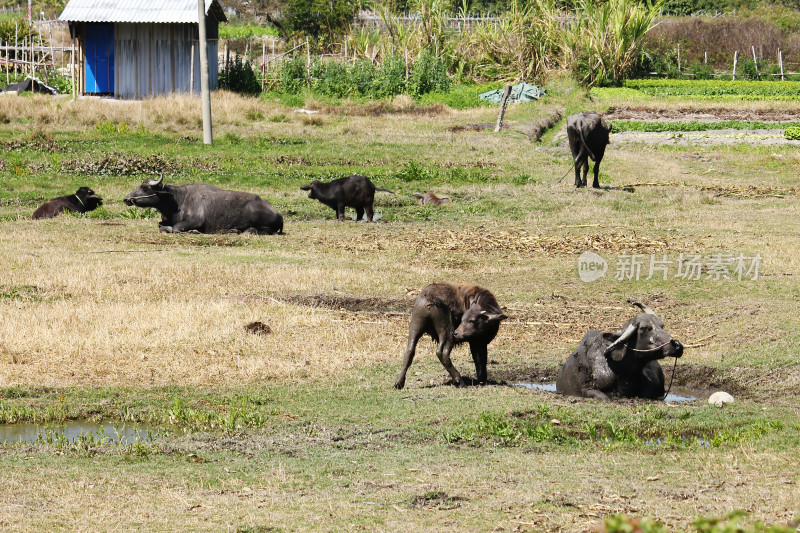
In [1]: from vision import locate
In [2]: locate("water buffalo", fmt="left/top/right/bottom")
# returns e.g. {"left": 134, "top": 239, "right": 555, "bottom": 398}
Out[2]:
{"left": 123, "top": 175, "right": 283, "bottom": 234}
{"left": 394, "top": 283, "right": 507, "bottom": 390}
{"left": 300, "top": 174, "right": 394, "bottom": 222}
{"left": 32, "top": 187, "right": 103, "bottom": 219}
{"left": 556, "top": 302, "right": 683, "bottom": 400}
{"left": 413, "top": 191, "right": 451, "bottom": 206}
{"left": 567, "top": 112, "right": 612, "bottom": 188}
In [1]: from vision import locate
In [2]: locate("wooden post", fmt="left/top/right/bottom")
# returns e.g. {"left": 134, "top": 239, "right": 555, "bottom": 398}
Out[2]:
{"left": 223, "top": 41, "right": 229, "bottom": 85}
{"left": 197, "top": 0, "right": 213, "bottom": 145}
{"left": 779, "top": 50, "right": 785, "bottom": 81}
{"left": 404, "top": 45, "right": 408, "bottom": 81}
{"left": 732, "top": 50, "right": 738, "bottom": 81}
{"left": 261, "top": 37, "right": 265, "bottom": 92}
{"left": 305, "top": 37, "right": 310, "bottom": 87}
{"left": 189, "top": 40, "right": 194, "bottom": 93}
{"left": 677, "top": 43, "right": 681, "bottom": 73}
{"left": 71, "top": 38, "right": 75, "bottom": 100}
{"left": 704, "top": 51, "right": 707, "bottom": 64}
{"left": 494, "top": 84, "right": 512, "bottom": 132}
{"left": 752, "top": 45, "right": 758, "bottom": 75}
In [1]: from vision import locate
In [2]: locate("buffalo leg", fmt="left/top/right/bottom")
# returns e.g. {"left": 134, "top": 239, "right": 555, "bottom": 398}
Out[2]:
{"left": 365, "top": 205, "right": 374, "bottom": 222}
{"left": 469, "top": 342, "right": 488, "bottom": 384}
{"left": 336, "top": 203, "right": 346, "bottom": 221}
{"left": 592, "top": 161, "right": 601, "bottom": 189}
{"left": 355, "top": 207, "right": 365, "bottom": 221}
{"left": 574, "top": 159, "right": 583, "bottom": 188}
{"left": 436, "top": 339, "right": 463, "bottom": 387}
{"left": 394, "top": 327, "right": 425, "bottom": 390}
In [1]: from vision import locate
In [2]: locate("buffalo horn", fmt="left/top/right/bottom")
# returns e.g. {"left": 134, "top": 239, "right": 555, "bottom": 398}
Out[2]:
{"left": 604, "top": 323, "right": 637, "bottom": 355}
{"left": 630, "top": 301, "right": 657, "bottom": 316}
{"left": 148, "top": 173, "right": 163, "bottom": 187}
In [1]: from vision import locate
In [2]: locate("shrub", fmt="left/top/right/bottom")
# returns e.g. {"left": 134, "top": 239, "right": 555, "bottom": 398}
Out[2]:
{"left": 278, "top": 55, "right": 308, "bottom": 94}
{"left": 218, "top": 55, "right": 261, "bottom": 95}
{"left": 688, "top": 61, "right": 715, "bottom": 80}
{"left": 785, "top": 127, "right": 800, "bottom": 140}
{"left": 407, "top": 50, "right": 450, "bottom": 97}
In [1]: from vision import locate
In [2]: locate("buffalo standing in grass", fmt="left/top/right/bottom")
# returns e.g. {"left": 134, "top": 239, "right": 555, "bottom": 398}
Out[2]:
{"left": 556, "top": 302, "right": 683, "bottom": 400}
{"left": 394, "top": 283, "right": 507, "bottom": 390}
{"left": 123, "top": 175, "right": 283, "bottom": 234}
{"left": 300, "top": 175, "right": 394, "bottom": 222}
{"left": 567, "top": 112, "right": 612, "bottom": 188}
{"left": 32, "top": 187, "right": 103, "bottom": 219}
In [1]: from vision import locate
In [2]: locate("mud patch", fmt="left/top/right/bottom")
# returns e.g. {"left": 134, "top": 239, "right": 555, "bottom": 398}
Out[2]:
{"left": 447, "top": 123, "right": 494, "bottom": 132}
{"left": 495, "top": 363, "right": 748, "bottom": 398}
{"left": 279, "top": 294, "right": 412, "bottom": 314}
{"left": 244, "top": 321, "right": 271, "bottom": 335}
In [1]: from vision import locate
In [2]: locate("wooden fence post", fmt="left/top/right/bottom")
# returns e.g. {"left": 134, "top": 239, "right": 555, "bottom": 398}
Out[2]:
{"left": 732, "top": 50, "right": 738, "bottom": 81}
{"left": 779, "top": 50, "right": 784, "bottom": 81}
{"left": 305, "top": 37, "right": 310, "bottom": 87}
{"left": 752, "top": 45, "right": 758, "bottom": 75}
{"left": 494, "top": 84, "right": 512, "bottom": 133}
{"left": 677, "top": 43, "right": 681, "bottom": 73}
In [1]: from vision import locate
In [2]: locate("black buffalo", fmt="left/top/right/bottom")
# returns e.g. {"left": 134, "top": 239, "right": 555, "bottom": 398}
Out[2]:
{"left": 123, "top": 175, "right": 283, "bottom": 234}
{"left": 567, "top": 112, "right": 612, "bottom": 188}
{"left": 32, "top": 187, "right": 103, "bottom": 219}
{"left": 300, "top": 174, "right": 394, "bottom": 222}
{"left": 556, "top": 302, "right": 683, "bottom": 400}
{"left": 394, "top": 283, "right": 507, "bottom": 389}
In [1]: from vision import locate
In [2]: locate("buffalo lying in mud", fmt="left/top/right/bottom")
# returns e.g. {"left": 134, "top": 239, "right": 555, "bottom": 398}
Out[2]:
{"left": 123, "top": 175, "right": 283, "bottom": 235}
{"left": 556, "top": 302, "right": 683, "bottom": 400}
{"left": 567, "top": 112, "right": 612, "bottom": 189}
{"left": 300, "top": 174, "right": 394, "bottom": 222}
{"left": 32, "top": 187, "right": 103, "bottom": 219}
{"left": 394, "top": 283, "right": 507, "bottom": 390}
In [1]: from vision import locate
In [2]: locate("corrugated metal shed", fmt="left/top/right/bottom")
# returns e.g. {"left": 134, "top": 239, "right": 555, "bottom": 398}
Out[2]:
{"left": 60, "top": 0, "right": 226, "bottom": 24}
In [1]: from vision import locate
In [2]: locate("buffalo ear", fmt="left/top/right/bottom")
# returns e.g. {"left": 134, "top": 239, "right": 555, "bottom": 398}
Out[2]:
{"left": 300, "top": 184, "right": 312, "bottom": 191}
{"left": 486, "top": 312, "right": 507, "bottom": 323}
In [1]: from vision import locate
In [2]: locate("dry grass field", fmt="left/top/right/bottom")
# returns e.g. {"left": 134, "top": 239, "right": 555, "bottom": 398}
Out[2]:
{"left": 0, "top": 86, "right": 799, "bottom": 532}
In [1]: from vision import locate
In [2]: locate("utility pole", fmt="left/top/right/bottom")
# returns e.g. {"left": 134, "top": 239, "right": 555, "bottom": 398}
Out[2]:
{"left": 198, "top": 0, "right": 213, "bottom": 145}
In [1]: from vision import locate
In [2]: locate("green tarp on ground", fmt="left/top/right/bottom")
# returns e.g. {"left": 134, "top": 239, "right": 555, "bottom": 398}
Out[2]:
{"left": 479, "top": 82, "right": 545, "bottom": 103}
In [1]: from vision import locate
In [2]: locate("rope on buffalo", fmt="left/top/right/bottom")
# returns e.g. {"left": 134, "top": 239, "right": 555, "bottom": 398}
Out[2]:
{"left": 662, "top": 356, "right": 679, "bottom": 401}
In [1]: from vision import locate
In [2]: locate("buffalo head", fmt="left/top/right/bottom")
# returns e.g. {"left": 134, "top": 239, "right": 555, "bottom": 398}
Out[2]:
{"left": 299, "top": 181, "right": 321, "bottom": 200}
{"left": 453, "top": 298, "right": 507, "bottom": 343}
{"left": 123, "top": 174, "right": 164, "bottom": 208}
{"left": 603, "top": 302, "right": 683, "bottom": 362}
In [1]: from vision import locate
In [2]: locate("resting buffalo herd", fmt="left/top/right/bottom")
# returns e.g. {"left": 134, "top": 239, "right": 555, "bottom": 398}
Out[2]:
{"left": 29, "top": 111, "right": 683, "bottom": 400}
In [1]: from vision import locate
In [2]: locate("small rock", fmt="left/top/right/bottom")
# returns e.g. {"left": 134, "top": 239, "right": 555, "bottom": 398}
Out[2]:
{"left": 550, "top": 419, "right": 561, "bottom": 425}
{"left": 708, "top": 391, "right": 734, "bottom": 407}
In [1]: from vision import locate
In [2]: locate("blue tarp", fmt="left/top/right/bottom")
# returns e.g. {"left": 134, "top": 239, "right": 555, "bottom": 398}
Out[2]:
{"left": 479, "top": 82, "right": 545, "bottom": 103}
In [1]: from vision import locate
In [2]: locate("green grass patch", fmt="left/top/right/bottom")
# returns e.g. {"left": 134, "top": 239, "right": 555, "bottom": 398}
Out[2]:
{"left": 622, "top": 79, "right": 800, "bottom": 100}
{"left": 612, "top": 120, "right": 800, "bottom": 132}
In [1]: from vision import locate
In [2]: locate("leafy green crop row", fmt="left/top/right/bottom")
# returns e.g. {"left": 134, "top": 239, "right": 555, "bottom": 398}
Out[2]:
{"left": 785, "top": 127, "right": 800, "bottom": 140}
{"left": 612, "top": 120, "right": 800, "bottom": 133}
{"left": 621, "top": 79, "right": 800, "bottom": 100}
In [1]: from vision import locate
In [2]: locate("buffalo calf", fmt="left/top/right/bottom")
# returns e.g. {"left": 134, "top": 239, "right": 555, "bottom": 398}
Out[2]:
{"left": 300, "top": 174, "right": 394, "bottom": 222}
{"left": 394, "top": 283, "right": 507, "bottom": 389}
{"left": 32, "top": 187, "right": 103, "bottom": 219}
{"left": 567, "top": 112, "right": 612, "bottom": 188}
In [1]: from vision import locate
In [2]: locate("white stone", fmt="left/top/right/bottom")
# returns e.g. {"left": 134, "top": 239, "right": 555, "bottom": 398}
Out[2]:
{"left": 708, "top": 391, "right": 734, "bottom": 407}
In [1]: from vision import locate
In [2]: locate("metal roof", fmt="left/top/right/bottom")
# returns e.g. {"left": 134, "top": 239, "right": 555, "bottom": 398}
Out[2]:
{"left": 59, "top": 0, "right": 227, "bottom": 24}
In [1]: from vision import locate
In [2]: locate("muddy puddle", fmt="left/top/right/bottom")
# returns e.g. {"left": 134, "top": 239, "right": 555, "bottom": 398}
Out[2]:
{"left": 514, "top": 382, "right": 699, "bottom": 402}
{"left": 0, "top": 420, "right": 159, "bottom": 445}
